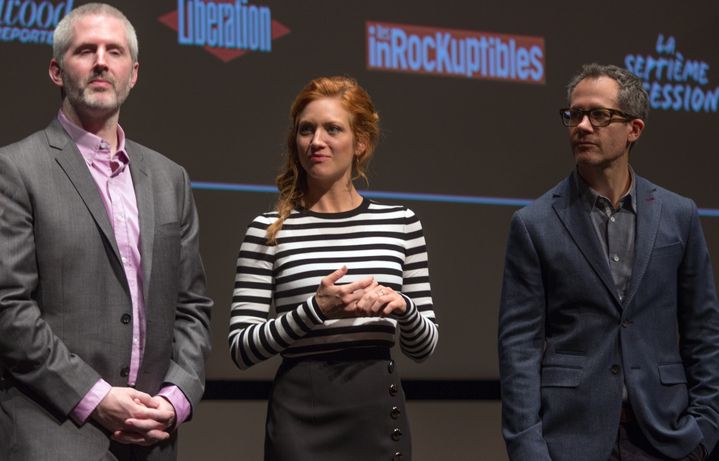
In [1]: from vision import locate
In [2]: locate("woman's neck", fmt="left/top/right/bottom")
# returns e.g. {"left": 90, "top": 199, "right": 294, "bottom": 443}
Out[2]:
{"left": 303, "top": 182, "right": 362, "bottom": 213}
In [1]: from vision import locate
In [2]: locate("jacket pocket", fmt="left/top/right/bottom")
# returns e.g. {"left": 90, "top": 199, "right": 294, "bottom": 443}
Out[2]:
{"left": 658, "top": 363, "right": 687, "bottom": 385}
{"left": 541, "top": 366, "right": 583, "bottom": 388}
{"left": 651, "top": 241, "right": 683, "bottom": 260}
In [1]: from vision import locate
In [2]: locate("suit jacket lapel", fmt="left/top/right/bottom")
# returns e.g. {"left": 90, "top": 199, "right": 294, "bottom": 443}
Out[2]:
{"left": 128, "top": 144, "right": 155, "bottom": 302}
{"left": 47, "top": 120, "right": 122, "bottom": 264}
{"left": 552, "top": 174, "right": 623, "bottom": 308}
{"left": 623, "top": 176, "right": 661, "bottom": 309}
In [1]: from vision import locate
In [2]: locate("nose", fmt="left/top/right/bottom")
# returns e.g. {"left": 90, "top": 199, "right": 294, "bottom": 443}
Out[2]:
{"left": 310, "top": 129, "right": 326, "bottom": 148}
{"left": 93, "top": 48, "right": 110, "bottom": 71}
{"left": 576, "top": 113, "right": 594, "bottom": 132}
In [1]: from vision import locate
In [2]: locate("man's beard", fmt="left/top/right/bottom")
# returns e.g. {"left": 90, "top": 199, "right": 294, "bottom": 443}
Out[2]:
{"left": 63, "top": 70, "right": 132, "bottom": 115}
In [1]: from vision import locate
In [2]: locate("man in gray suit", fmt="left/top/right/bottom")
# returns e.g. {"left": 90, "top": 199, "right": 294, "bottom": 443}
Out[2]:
{"left": 499, "top": 63, "right": 719, "bottom": 460}
{"left": 0, "top": 3, "right": 212, "bottom": 460}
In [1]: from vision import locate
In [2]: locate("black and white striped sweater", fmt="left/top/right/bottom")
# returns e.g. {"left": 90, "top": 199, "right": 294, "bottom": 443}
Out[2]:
{"left": 228, "top": 198, "right": 438, "bottom": 369}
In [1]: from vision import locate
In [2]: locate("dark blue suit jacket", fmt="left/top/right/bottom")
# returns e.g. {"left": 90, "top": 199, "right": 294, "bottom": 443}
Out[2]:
{"left": 498, "top": 173, "right": 719, "bottom": 460}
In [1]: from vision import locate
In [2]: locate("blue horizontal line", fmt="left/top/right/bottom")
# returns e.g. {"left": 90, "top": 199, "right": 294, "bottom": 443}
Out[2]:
{"left": 191, "top": 181, "right": 719, "bottom": 217}
{"left": 360, "top": 189, "right": 533, "bottom": 207}
{"left": 700, "top": 208, "right": 719, "bottom": 217}
{"left": 191, "top": 181, "right": 277, "bottom": 193}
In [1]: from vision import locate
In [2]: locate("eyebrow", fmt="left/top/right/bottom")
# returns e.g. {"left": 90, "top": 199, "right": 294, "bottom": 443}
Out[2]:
{"left": 72, "top": 41, "right": 128, "bottom": 52}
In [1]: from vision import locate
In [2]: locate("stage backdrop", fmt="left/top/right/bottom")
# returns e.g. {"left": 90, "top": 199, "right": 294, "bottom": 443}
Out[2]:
{"left": 2, "top": 0, "right": 719, "bottom": 391}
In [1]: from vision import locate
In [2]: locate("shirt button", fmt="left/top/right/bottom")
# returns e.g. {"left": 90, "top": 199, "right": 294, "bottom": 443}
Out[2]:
{"left": 610, "top": 216, "right": 616, "bottom": 222}
{"left": 390, "top": 406, "right": 401, "bottom": 419}
{"left": 388, "top": 360, "right": 395, "bottom": 374}
{"left": 393, "top": 452, "right": 403, "bottom": 460}
{"left": 389, "top": 384, "right": 398, "bottom": 396}
{"left": 121, "top": 313, "right": 131, "bottom": 324}
{"left": 391, "top": 428, "right": 403, "bottom": 441}
{"left": 610, "top": 364, "right": 621, "bottom": 375}
{"left": 120, "top": 367, "right": 130, "bottom": 377}
{"left": 612, "top": 255, "right": 620, "bottom": 262}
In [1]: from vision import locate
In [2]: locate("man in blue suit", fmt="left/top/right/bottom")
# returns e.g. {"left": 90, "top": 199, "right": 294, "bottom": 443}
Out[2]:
{"left": 498, "top": 63, "right": 719, "bottom": 461}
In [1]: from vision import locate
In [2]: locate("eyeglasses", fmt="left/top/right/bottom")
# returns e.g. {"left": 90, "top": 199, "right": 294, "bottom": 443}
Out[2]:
{"left": 559, "top": 107, "right": 638, "bottom": 127}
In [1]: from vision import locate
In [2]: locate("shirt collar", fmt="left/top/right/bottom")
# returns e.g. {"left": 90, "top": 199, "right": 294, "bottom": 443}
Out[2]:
{"left": 57, "top": 109, "right": 130, "bottom": 168}
{"left": 574, "top": 168, "right": 637, "bottom": 213}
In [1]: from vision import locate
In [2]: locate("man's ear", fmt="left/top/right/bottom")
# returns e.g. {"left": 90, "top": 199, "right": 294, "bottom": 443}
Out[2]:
{"left": 129, "top": 61, "right": 139, "bottom": 89}
{"left": 627, "top": 118, "right": 645, "bottom": 143}
{"left": 49, "top": 59, "right": 64, "bottom": 88}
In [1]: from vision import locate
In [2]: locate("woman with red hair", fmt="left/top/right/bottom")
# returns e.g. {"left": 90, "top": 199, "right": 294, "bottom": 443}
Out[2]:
{"left": 228, "top": 76, "right": 438, "bottom": 460}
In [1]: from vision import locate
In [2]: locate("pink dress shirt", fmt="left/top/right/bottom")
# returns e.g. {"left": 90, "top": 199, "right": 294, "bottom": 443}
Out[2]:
{"left": 58, "top": 111, "right": 190, "bottom": 427}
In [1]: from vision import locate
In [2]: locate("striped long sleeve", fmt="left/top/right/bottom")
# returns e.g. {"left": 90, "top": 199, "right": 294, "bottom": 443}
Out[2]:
{"left": 228, "top": 199, "right": 438, "bottom": 369}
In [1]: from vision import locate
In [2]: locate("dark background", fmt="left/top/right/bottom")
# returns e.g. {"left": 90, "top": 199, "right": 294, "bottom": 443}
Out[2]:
{"left": 3, "top": 0, "right": 719, "bottom": 386}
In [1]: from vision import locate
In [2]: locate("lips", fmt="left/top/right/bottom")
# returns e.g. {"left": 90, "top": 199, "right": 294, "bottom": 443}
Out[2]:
{"left": 573, "top": 138, "right": 597, "bottom": 147}
{"left": 87, "top": 77, "right": 114, "bottom": 89}
{"left": 309, "top": 153, "right": 329, "bottom": 162}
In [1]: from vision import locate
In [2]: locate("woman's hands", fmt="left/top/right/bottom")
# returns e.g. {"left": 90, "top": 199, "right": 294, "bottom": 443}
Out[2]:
{"left": 315, "top": 266, "right": 407, "bottom": 319}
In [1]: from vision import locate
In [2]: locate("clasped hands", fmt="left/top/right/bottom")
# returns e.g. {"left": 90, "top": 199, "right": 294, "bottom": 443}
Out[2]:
{"left": 92, "top": 387, "right": 176, "bottom": 446}
{"left": 315, "top": 266, "right": 407, "bottom": 319}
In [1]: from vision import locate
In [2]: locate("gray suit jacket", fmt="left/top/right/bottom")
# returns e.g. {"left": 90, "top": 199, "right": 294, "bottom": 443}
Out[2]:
{"left": 0, "top": 120, "right": 213, "bottom": 460}
{"left": 498, "top": 173, "right": 719, "bottom": 461}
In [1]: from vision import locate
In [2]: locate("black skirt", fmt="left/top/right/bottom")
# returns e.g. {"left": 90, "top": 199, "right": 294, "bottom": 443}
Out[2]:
{"left": 265, "top": 347, "right": 411, "bottom": 461}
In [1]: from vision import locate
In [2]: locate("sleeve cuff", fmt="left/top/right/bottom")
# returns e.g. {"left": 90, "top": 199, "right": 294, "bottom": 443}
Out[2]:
{"left": 308, "top": 295, "right": 328, "bottom": 323}
{"left": 158, "top": 385, "right": 191, "bottom": 427}
{"left": 391, "top": 294, "right": 416, "bottom": 320}
{"left": 70, "top": 379, "right": 112, "bottom": 424}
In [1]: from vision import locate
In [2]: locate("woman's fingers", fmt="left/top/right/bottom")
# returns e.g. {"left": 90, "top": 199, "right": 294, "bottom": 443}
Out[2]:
{"left": 320, "top": 265, "right": 348, "bottom": 288}
{"left": 317, "top": 268, "right": 405, "bottom": 319}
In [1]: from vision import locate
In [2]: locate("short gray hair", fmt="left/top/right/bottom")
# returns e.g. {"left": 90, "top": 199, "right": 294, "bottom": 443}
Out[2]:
{"left": 566, "top": 63, "right": 648, "bottom": 121}
{"left": 53, "top": 3, "right": 138, "bottom": 65}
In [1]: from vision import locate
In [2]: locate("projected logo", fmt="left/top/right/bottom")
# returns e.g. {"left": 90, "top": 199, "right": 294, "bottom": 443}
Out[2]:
{"left": 0, "top": 0, "right": 73, "bottom": 45}
{"left": 366, "top": 21, "right": 544, "bottom": 84}
{"left": 159, "top": 0, "right": 290, "bottom": 63}
{"left": 625, "top": 34, "right": 719, "bottom": 113}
